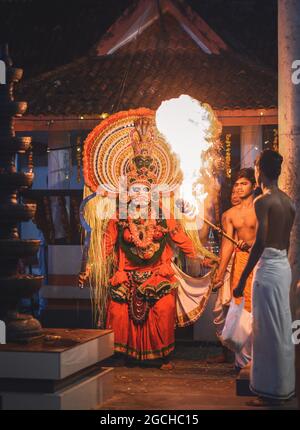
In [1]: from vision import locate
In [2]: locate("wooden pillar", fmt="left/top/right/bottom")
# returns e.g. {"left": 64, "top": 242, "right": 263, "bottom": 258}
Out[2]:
{"left": 278, "top": 0, "right": 300, "bottom": 408}
{"left": 240, "top": 125, "right": 262, "bottom": 168}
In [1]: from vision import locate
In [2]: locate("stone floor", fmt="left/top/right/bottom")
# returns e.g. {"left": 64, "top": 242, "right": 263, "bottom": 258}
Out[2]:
{"left": 99, "top": 344, "right": 298, "bottom": 410}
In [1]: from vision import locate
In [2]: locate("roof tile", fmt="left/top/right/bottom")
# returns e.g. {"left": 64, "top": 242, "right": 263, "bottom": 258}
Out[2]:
{"left": 16, "top": 13, "right": 277, "bottom": 115}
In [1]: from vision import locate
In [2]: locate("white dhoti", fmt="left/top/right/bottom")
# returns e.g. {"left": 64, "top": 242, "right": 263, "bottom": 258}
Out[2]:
{"left": 250, "top": 247, "right": 295, "bottom": 400}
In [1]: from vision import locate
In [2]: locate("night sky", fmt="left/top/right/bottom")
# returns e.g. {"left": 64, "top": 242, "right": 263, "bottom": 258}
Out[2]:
{"left": 0, "top": 0, "right": 277, "bottom": 78}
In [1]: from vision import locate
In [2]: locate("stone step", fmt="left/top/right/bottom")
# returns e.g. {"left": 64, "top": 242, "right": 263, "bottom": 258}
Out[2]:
{"left": 0, "top": 328, "right": 114, "bottom": 410}
{"left": 0, "top": 366, "right": 113, "bottom": 410}
{"left": 0, "top": 328, "right": 114, "bottom": 380}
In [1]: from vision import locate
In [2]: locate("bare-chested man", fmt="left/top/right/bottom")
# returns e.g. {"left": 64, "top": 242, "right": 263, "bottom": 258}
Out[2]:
{"left": 212, "top": 169, "right": 257, "bottom": 369}
{"left": 214, "top": 168, "right": 257, "bottom": 313}
{"left": 234, "top": 149, "right": 295, "bottom": 406}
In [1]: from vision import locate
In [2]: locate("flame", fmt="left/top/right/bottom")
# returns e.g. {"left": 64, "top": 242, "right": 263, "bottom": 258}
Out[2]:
{"left": 155, "top": 95, "right": 221, "bottom": 214}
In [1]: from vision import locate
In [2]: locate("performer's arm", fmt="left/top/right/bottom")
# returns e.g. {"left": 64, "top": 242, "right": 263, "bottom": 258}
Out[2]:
{"left": 233, "top": 197, "right": 268, "bottom": 298}
{"left": 167, "top": 218, "right": 197, "bottom": 258}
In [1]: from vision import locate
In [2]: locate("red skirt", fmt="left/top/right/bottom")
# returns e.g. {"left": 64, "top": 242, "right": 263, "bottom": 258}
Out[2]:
{"left": 106, "top": 291, "right": 176, "bottom": 360}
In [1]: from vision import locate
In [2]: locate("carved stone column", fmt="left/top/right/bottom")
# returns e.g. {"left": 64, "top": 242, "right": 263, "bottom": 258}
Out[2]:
{"left": 0, "top": 45, "right": 43, "bottom": 342}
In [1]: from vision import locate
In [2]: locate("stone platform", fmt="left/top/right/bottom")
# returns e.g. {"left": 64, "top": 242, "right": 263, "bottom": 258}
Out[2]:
{"left": 0, "top": 328, "right": 114, "bottom": 410}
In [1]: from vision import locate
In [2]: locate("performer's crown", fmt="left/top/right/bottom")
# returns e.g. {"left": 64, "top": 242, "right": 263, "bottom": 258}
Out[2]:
{"left": 127, "top": 118, "right": 157, "bottom": 187}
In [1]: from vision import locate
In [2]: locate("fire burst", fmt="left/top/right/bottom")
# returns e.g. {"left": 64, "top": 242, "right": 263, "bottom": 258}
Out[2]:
{"left": 155, "top": 94, "right": 222, "bottom": 215}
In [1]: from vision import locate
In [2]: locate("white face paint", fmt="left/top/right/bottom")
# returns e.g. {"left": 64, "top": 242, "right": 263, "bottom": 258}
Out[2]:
{"left": 128, "top": 183, "right": 150, "bottom": 208}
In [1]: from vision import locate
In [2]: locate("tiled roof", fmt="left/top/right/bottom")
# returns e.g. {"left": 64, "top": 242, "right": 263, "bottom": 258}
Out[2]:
{"left": 16, "top": 13, "right": 277, "bottom": 115}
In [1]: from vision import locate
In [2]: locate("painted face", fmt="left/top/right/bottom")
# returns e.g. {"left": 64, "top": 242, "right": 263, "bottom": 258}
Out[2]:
{"left": 234, "top": 177, "right": 254, "bottom": 199}
{"left": 128, "top": 183, "right": 150, "bottom": 207}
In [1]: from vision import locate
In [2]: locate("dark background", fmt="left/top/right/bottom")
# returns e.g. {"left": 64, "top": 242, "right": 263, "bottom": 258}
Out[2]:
{"left": 0, "top": 0, "right": 277, "bottom": 78}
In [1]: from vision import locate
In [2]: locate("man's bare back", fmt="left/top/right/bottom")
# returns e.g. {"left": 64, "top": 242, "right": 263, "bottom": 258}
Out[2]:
{"left": 233, "top": 149, "right": 296, "bottom": 300}
{"left": 254, "top": 189, "right": 295, "bottom": 251}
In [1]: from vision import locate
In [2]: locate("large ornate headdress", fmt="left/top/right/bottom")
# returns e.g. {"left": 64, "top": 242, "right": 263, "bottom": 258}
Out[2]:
{"left": 127, "top": 117, "right": 158, "bottom": 188}
{"left": 83, "top": 108, "right": 182, "bottom": 195}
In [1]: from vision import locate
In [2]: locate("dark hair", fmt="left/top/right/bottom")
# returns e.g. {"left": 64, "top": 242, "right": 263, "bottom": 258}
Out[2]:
{"left": 255, "top": 149, "right": 283, "bottom": 180}
{"left": 235, "top": 167, "right": 256, "bottom": 185}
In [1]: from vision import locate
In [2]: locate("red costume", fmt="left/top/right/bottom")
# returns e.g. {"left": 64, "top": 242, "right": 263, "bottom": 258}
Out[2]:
{"left": 105, "top": 214, "right": 196, "bottom": 360}
{"left": 82, "top": 109, "right": 202, "bottom": 361}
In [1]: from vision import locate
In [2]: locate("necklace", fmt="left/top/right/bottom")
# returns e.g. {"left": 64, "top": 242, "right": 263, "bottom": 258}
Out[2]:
{"left": 128, "top": 216, "right": 156, "bottom": 249}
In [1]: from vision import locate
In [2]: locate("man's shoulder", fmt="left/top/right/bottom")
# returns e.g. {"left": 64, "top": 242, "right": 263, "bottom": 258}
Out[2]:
{"left": 279, "top": 188, "right": 295, "bottom": 203}
{"left": 223, "top": 205, "right": 238, "bottom": 218}
{"left": 253, "top": 194, "right": 271, "bottom": 215}
{"left": 278, "top": 189, "right": 296, "bottom": 213}
{"left": 255, "top": 190, "right": 294, "bottom": 210}
{"left": 254, "top": 193, "right": 270, "bottom": 205}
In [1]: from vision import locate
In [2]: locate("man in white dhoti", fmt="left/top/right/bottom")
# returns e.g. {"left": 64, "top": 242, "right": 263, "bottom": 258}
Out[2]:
{"left": 234, "top": 149, "right": 296, "bottom": 406}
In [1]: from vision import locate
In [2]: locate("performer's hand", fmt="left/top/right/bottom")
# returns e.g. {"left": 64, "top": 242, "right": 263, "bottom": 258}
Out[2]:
{"left": 175, "top": 198, "right": 185, "bottom": 212}
{"left": 78, "top": 266, "right": 91, "bottom": 288}
{"left": 236, "top": 240, "right": 251, "bottom": 252}
{"left": 202, "top": 257, "right": 215, "bottom": 268}
{"left": 175, "top": 198, "right": 195, "bottom": 216}
{"left": 233, "top": 279, "right": 245, "bottom": 298}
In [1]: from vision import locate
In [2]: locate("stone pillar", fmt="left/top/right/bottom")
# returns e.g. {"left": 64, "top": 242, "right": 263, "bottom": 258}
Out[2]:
{"left": 0, "top": 45, "right": 43, "bottom": 342}
{"left": 278, "top": 0, "right": 300, "bottom": 407}
{"left": 240, "top": 125, "right": 262, "bottom": 168}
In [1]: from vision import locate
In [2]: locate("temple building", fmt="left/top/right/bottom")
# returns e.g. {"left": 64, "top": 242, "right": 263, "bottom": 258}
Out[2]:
{"left": 15, "top": 0, "right": 278, "bottom": 169}
{"left": 4, "top": 0, "right": 278, "bottom": 335}
{"left": 1, "top": 0, "right": 300, "bottom": 412}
